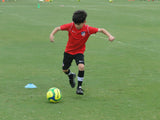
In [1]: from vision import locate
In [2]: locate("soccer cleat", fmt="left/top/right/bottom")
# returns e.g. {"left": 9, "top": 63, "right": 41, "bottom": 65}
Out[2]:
{"left": 69, "top": 73, "right": 76, "bottom": 88}
{"left": 76, "top": 86, "right": 84, "bottom": 95}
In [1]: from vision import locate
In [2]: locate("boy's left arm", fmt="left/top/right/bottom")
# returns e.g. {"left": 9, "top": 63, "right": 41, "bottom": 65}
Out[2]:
{"left": 98, "top": 28, "right": 115, "bottom": 41}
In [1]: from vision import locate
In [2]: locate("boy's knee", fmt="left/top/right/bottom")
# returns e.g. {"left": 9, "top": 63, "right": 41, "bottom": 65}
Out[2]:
{"left": 63, "top": 69, "right": 68, "bottom": 73}
{"left": 78, "top": 64, "right": 84, "bottom": 71}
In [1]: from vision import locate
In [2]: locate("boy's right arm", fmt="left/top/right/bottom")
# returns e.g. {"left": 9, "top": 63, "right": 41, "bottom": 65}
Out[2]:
{"left": 50, "top": 27, "right": 61, "bottom": 42}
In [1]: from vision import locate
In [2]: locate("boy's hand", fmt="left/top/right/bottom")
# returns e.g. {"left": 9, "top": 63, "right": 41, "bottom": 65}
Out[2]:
{"left": 108, "top": 36, "right": 115, "bottom": 42}
{"left": 49, "top": 27, "right": 61, "bottom": 43}
{"left": 50, "top": 35, "right": 55, "bottom": 42}
{"left": 98, "top": 28, "right": 115, "bottom": 42}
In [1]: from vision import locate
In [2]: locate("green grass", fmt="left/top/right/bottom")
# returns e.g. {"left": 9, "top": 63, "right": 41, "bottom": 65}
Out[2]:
{"left": 0, "top": 0, "right": 160, "bottom": 119}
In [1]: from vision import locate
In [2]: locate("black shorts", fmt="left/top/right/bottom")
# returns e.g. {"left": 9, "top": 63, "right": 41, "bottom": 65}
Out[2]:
{"left": 62, "top": 52, "right": 85, "bottom": 70}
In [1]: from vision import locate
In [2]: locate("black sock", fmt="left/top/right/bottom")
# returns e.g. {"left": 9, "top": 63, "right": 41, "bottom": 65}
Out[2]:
{"left": 78, "top": 71, "right": 84, "bottom": 77}
{"left": 64, "top": 69, "right": 73, "bottom": 79}
{"left": 77, "top": 71, "right": 84, "bottom": 88}
{"left": 78, "top": 81, "right": 82, "bottom": 88}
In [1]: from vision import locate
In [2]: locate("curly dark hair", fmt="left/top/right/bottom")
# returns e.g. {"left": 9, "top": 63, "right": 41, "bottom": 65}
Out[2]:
{"left": 72, "top": 10, "right": 87, "bottom": 25}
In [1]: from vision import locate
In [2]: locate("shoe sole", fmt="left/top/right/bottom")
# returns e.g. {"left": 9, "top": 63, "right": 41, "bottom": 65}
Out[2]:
{"left": 76, "top": 92, "right": 84, "bottom": 95}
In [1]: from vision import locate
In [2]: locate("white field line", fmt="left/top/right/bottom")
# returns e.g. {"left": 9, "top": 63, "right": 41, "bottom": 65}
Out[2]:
{"left": 93, "top": 34, "right": 159, "bottom": 54}
{"left": 4, "top": 12, "right": 55, "bottom": 26}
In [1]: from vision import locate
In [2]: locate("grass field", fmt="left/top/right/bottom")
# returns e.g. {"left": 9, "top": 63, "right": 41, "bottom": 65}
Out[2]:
{"left": 0, "top": 0, "right": 160, "bottom": 120}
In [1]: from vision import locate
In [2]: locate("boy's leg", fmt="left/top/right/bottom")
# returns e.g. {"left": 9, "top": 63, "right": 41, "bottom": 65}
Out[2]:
{"left": 75, "top": 54, "right": 85, "bottom": 95}
{"left": 62, "top": 52, "right": 76, "bottom": 88}
{"left": 77, "top": 64, "right": 84, "bottom": 88}
{"left": 76, "top": 64, "right": 84, "bottom": 95}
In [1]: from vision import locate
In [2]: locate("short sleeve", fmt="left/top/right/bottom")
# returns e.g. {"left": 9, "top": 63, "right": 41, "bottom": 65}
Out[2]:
{"left": 88, "top": 26, "right": 98, "bottom": 34}
{"left": 60, "top": 23, "right": 73, "bottom": 31}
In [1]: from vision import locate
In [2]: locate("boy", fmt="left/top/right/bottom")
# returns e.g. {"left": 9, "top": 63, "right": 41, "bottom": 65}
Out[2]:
{"left": 50, "top": 10, "right": 115, "bottom": 95}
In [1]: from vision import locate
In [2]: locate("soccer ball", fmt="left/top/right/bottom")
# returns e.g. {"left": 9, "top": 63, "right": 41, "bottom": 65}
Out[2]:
{"left": 46, "top": 87, "right": 62, "bottom": 103}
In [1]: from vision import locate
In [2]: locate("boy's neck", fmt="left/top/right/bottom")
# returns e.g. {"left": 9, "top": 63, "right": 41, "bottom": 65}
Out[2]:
{"left": 74, "top": 21, "right": 86, "bottom": 30}
{"left": 75, "top": 23, "right": 84, "bottom": 30}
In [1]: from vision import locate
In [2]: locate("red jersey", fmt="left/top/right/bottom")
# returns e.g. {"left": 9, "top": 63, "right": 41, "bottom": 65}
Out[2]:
{"left": 60, "top": 22, "right": 98, "bottom": 55}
